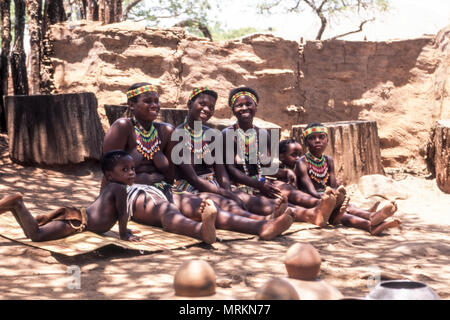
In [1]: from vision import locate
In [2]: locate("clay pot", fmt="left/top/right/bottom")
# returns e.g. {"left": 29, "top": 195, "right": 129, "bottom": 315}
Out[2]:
{"left": 284, "top": 243, "right": 321, "bottom": 280}
{"left": 255, "top": 278, "right": 300, "bottom": 300}
{"left": 366, "top": 280, "right": 440, "bottom": 300}
{"left": 286, "top": 278, "right": 343, "bottom": 300}
{"left": 173, "top": 260, "right": 216, "bottom": 297}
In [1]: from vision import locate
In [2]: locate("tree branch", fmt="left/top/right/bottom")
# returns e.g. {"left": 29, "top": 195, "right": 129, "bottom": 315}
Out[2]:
{"left": 328, "top": 18, "right": 374, "bottom": 40}
{"left": 174, "top": 19, "right": 212, "bottom": 41}
{"left": 123, "top": 0, "right": 142, "bottom": 19}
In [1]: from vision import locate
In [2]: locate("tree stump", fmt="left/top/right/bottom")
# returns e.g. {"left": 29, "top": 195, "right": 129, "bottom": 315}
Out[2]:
{"left": 292, "top": 120, "right": 384, "bottom": 185}
{"left": 104, "top": 105, "right": 188, "bottom": 127}
{"left": 6, "top": 92, "right": 104, "bottom": 165}
{"left": 427, "top": 120, "right": 450, "bottom": 193}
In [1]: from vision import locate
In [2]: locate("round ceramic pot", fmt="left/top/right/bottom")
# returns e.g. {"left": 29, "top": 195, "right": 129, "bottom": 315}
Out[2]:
{"left": 366, "top": 280, "right": 440, "bottom": 300}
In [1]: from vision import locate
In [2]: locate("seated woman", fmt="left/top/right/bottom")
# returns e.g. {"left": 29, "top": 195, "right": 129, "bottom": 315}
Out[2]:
{"left": 279, "top": 124, "right": 401, "bottom": 235}
{"left": 103, "top": 83, "right": 293, "bottom": 241}
{"left": 172, "top": 87, "right": 289, "bottom": 220}
{"left": 222, "top": 87, "right": 337, "bottom": 227}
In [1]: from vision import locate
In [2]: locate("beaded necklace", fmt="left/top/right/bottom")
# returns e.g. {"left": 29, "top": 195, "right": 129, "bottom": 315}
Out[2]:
{"left": 132, "top": 118, "right": 161, "bottom": 160}
{"left": 183, "top": 117, "right": 211, "bottom": 160}
{"left": 305, "top": 152, "right": 329, "bottom": 188}
{"left": 233, "top": 123, "right": 262, "bottom": 180}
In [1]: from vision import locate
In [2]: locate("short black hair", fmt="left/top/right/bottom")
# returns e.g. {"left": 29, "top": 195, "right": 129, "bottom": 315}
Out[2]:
{"left": 228, "top": 86, "right": 259, "bottom": 107}
{"left": 101, "top": 150, "right": 132, "bottom": 174}
{"left": 279, "top": 139, "right": 298, "bottom": 154}
{"left": 127, "top": 82, "right": 154, "bottom": 104}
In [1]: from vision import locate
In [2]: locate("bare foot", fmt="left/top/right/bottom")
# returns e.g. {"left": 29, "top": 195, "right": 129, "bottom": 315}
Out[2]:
{"left": 370, "top": 218, "right": 401, "bottom": 236}
{"left": 367, "top": 200, "right": 381, "bottom": 213}
{"left": 334, "top": 185, "right": 347, "bottom": 209}
{"left": 259, "top": 208, "right": 295, "bottom": 240}
{"left": 329, "top": 195, "right": 350, "bottom": 225}
{"left": 370, "top": 201, "right": 398, "bottom": 227}
{"left": 306, "top": 188, "right": 336, "bottom": 227}
{"left": 199, "top": 199, "right": 217, "bottom": 244}
{"left": 0, "top": 193, "right": 23, "bottom": 214}
{"left": 269, "top": 195, "right": 288, "bottom": 219}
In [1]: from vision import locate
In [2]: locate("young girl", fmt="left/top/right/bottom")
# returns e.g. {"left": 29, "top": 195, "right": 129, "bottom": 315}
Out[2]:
{"left": 0, "top": 150, "right": 141, "bottom": 242}
{"left": 222, "top": 87, "right": 338, "bottom": 227}
{"left": 281, "top": 123, "right": 401, "bottom": 235}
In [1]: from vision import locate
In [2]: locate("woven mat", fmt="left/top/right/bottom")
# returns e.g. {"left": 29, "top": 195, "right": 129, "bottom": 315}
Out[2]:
{"left": 0, "top": 213, "right": 318, "bottom": 256}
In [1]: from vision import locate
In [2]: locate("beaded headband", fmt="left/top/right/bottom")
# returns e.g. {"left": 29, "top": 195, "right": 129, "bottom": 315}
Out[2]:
{"left": 303, "top": 126, "right": 328, "bottom": 138}
{"left": 230, "top": 91, "right": 258, "bottom": 106}
{"left": 127, "top": 85, "right": 158, "bottom": 99}
{"left": 189, "top": 87, "right": 211, "bottom": 101}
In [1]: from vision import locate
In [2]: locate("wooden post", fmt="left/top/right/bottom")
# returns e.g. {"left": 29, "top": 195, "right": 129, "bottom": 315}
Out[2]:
{"left": 292, "top": 120, "right": 384, "bottom": 185}
{"left": 6, "top": 92, "right": 104, "bottom": 165}
{"left": 427, "top": 120, "right": 450, "bottom": 193}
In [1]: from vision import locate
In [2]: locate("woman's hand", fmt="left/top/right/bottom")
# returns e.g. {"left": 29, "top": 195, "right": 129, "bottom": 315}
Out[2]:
{"left": 258, "top": 180, "right": 282, "bottom": 199}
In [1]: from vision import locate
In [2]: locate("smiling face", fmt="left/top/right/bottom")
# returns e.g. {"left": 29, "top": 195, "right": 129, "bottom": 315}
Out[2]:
{"left": 188, "top": 93, "right": 216, "bottom": 123}
{"left": 232, "top": 95, "right": 257, "bottom": 124}
{"left": 280, "top": 142, "right": 303, "bottom": 168}
{"left": 129, "top": 92, "right": 160, "bottom": 123}
{"left": 105, "top": 155, "right": 136, "bottom": 186}
{"left": 305, "top": 132, "right": 328, "bottom": 156}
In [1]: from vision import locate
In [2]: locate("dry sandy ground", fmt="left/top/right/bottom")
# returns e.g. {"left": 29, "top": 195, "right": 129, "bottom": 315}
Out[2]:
{"left": 0, "top": 134, "right": 449, "bottom": 300}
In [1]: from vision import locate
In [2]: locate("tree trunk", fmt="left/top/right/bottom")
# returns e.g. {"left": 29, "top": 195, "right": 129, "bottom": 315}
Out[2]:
{"left": 98, "top": 0, "right": 105, "bottom": 23}
{"left": 79, "top": 0, "right": 88, "bottom": 19}
{"left": 43, "top": 0, "right": 67, "bottom": 32}
{"left": 0, "top": 0, "right": 11, "bottom": 132}
{"left": 26, "top": 0, "right": 43, "bottom": 95}
{"left": 292, "top": 120, "right": 385, "bottom": 185}
{"left": 5, "top": 92, "right": 105, "bottom": 165}
{"left": 104, "top": 0, "right": 114, "bottom": 24}
{"left": 427, "top": 120, "right": 450, "bottom": 193}
{"left": 104, "top": 105, "right": 189, "bottom": 127}
{"left": 87, "top": 0, "right": 98, "bottom": 21}
{"left": 11, "top": 0, "right": 28, "bottom": 96}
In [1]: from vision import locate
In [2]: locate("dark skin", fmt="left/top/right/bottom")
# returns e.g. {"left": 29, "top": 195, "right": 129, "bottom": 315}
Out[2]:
{"left": 0, "top": 156, "right": 140, "bottom": 242}
{"left": 296, "top": 132, "right": 337, "bottom": 199}
{"left": 173, "top": 93, "right": 247, "bottom": 208}
{"left": 103, "top": 92, "right": 172, "bottom": 186}
{"left": 294, "top": 133, "right": 400, "bottom": 234}
{"left": 103, "top": 89, "right": 294, "bottom": 240}
{"left": 223, "top": 95, "right": 282, "bottom": 199}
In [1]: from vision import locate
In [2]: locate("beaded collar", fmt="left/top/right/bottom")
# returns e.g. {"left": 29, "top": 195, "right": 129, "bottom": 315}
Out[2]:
{"left": 132, "top": 118, "right": 161, "bottom": 160}
{"left": 183, "top": 117, "right": 211, "bottom": 161}
{"left": 233, "top": 123, "right": 262, "bottom": 180}
{"left": 305, "top": 152, "right": 329, "bottom": 189}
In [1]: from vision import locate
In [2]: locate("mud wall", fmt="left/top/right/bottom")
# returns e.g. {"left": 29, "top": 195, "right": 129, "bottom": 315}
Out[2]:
{"left": 49, "top": 21, "right": 450, "bottom": 168}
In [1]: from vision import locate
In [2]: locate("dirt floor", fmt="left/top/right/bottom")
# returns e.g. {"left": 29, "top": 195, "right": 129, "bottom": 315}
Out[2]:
{"left": 0, "top": 133, "right": 449, "bottom": 300}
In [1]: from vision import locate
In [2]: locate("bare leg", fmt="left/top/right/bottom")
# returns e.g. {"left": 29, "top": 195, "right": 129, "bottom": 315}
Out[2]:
{"left": 173, "top": 193, "right": 294, "bottom": 240}
{"left": 367, "top": 200, "right": 381, "bottom": 212}
{"left": 132, "top": 194, "right": 217, "bottom": 244}
{"left": 176, "top": 192, "right": 271, "bottom": 221}
{"left": 370, "top": 201, "right": 397, "bottom": 226}
{"left": 273, "top": 181, "right": 320, "bottom": 208}
{"left": 289, "top": 187, "right": 336, "bottom": 227}
{"left": 329, "top": 195, "right": 350, "bottom": 225}
{"left": 0, "top": 194, "right": 76, "bottom": 241}
{"left": 370, "top": 218, "right": 401, "bottom": 236}
{"left": 346, "top": 201, "right": 397, "bottom": 225}
{"left": 232, "top": 190, "right": 280, "bottom": 216}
